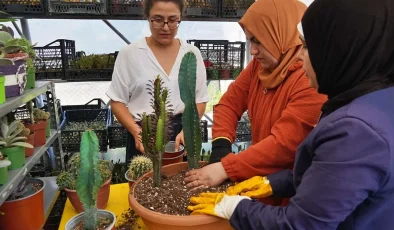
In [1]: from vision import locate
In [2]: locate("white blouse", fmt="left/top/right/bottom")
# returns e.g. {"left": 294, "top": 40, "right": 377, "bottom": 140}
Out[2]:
{"left": 106, "top": 38, "right": 209, "bottom": 121}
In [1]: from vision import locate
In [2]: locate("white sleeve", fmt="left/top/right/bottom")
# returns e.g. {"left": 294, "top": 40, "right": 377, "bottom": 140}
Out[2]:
{"left": 106, "top": 47, "right": 131, "bottom": 105}
{"left": 193, "top": 47, "right": 210, "bottom": 103}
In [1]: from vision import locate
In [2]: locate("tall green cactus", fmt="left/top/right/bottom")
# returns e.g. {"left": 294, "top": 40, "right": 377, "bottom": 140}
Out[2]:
{"left": 179, "top": 51, "right": 202, "bottom": 169}
{"left": 76, "top": 130, "right": 102, "bottom": 229}
{"left": 140, "top": 75, "right": 172, "bottom": 187}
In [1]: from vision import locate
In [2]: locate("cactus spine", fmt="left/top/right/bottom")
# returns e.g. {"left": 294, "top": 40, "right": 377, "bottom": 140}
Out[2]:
{"left": 128, "top": 156, "right": 153, "bottom": 180}
{"left": 179, "top": 51, "right": 202, "bottom": 169}
{"left": 140, "top": 75, "right": 172, "bottom": 187}
{"left": 76, "top": 130, "right": 102, "bottom": 229}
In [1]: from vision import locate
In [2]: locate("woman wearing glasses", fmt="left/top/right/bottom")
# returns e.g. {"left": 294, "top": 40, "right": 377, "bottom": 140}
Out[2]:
{"left": 106, "top": 0, "right": 209, "bottom": 164}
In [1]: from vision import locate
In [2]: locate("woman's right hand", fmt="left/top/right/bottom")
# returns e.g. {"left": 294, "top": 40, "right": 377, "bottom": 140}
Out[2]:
{"left": 132, "top": 126, "right": 145, "bottom": 154}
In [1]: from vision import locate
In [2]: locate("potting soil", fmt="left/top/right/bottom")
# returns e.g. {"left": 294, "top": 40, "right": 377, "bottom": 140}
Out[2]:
{"left": 134, "top": 171, "right": 233, "bottom": 216}
{"left": 74, "top": 217, "right": 112, "bottom": 230}
{"left": 115, "top": 208, "right": 140, "bottom": 230}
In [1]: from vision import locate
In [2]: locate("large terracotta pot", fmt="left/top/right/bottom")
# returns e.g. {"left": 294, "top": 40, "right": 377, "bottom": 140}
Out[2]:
{"left": 0, "top": 178, "right": 44, "bottom": 230}
{"left": 65, "top": 178, "right": 111, "bottom": 213}
{"left": 129, "top": 162, "right": 233, "bottom": 230}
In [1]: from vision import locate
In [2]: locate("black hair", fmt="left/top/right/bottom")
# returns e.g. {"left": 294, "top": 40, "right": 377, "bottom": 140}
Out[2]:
{"left": 143, "top": 0, "right": 184, "bottom": 18}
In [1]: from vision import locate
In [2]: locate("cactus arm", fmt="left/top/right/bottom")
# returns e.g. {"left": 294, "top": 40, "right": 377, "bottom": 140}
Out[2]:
{"left": 178, "top": 52, "right": 202, "bottom": 169}
{"left": 76, "top": 131, "right": 101, "bottom": 230}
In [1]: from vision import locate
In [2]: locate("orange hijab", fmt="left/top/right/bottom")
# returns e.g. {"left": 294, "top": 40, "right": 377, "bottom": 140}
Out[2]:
{"left": 239, "top": 0, "right": 307, "bottom": 89}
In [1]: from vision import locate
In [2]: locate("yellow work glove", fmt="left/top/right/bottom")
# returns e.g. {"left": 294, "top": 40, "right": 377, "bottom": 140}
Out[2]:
{"left": 226, "top": 176, "right": 273, "bottom": 199}
{"left": 187, "top": 192, "right": 250, "bottom": 219}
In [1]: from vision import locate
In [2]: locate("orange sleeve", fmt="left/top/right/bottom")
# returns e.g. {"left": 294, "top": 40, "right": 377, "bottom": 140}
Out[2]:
{"left": 212, "top": 60, "right": 255, "bottom": 142}
{"left": 222, "top": 73, "right": 327, "bottom": 181}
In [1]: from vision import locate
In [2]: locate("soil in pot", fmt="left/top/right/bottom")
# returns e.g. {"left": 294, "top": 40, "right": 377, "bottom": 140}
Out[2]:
{"left": 73, "top": 217, "right": 113, "bottom": 230}
{"left": 134, "top": 171, "right": 233, "bottom": 216}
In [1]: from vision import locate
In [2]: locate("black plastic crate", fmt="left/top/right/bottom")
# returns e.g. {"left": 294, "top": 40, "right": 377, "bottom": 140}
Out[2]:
{"left": 235, "top": 121, "right": 251, "bottom": 142}
{"left": 48, "top": 0, "right": 108, "bottom": 15}
{"left": 0, "top": 0, "right": 45, "bottom": 14}
{"left": 184, "top": 0, "right": 218, "bottom": 17}
{"left": 60, "top": 98, "right": 106, "bottom": 124}
{"left": 220, "top": 0, "right": 254, "bottom": 18}
{"left": 65, "top": 69, "right": 113, "bottom": 81}
{"left": 188, "top": 40, "right": 245, "bottom": 80}
{"left": 61, "top": 109, "right": 110, "bottom": 153}
{"left": 35, "top": 70, "right": 64, "bottom": 80}
{"left": 110, "top": 0, "right": 143, "bottom": 16}
{"left": 33, "top": 39, "right": 76, "bottom": 81}
{"left": 108, "top": 114, "right": 127, "bottom": 149}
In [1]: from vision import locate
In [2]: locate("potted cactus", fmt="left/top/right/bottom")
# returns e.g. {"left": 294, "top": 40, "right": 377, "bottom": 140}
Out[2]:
{"left": 125, "top": 155, "right": 153, "bottom": 189}
{"left": 56, "top": 152, "right": 113, "bottom": 213}
{"left": 128, "top": 52, "right": 232, "bottom": 230}
{"left": 65, "top": 130, "right": 116, "bottom": 230}
{"left": 23, "top": 102, "right": 49, "bottom": 147}
{"left": 0, "top": 151, "right": 11, "bottom": 185}
{"left": 15, "top": 121, "right": 35, "bottom": 157}
{"left": 0, "top": 117, "right": 34, "bottom": 170}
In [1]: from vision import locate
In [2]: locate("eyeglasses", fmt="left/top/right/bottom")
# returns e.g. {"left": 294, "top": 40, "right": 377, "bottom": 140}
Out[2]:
{"left": 150, "top": 18, "right": 181, "bottom": 30}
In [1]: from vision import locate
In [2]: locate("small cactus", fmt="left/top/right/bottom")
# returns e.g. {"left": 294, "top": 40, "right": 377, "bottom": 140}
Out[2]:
{"left": 56, "top": 171, "right": 76, "bottom": 190}
{"left": 33, "top": 108, "right": 50, "bottom": 120}
{"left": 127, "top": 156, "right": 153, "bottom": 181}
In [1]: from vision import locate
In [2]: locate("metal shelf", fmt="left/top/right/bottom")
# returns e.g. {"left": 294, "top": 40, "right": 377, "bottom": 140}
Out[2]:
{"left": 0, "top": 130, "right": 59, "bottom": 204}
{"left": 11, "top": 14, "right": 240, "bottom": 22}
{"left": 41, "top": 176, "right": 59, "bottom": 223}
{"left": 0, "top": 81, "right": 51, "bottom": 118}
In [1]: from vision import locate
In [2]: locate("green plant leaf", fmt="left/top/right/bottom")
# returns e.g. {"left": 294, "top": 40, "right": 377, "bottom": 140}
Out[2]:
{"left": 3, "top": 45, "right": 22, "bottom": 55}
{"left": 10, "top": 142, "right": 33, "bottom": 148}
{"left": 0, "top": 31, "right": 13, "bottom": 45}
{"left": 0, "top": 119, "right": 8, "bottom": 139}
{"left": 6, "top": 120, "right": 20, "bottom": 138}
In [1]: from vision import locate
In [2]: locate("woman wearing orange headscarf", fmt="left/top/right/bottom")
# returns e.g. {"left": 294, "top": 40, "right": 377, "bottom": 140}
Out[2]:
{"left": 185, "top": 0, "right": 326, "bottom": 206}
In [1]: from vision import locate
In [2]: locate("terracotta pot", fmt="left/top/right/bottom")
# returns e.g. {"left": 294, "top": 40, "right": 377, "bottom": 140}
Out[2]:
{"left": 162, "top": 141, "right": 184, "bottom": 166}
{"left": 64, "top": 178, "right": 111, "bottom": 213}
{"left": 0, "top": 178, "right": 44, "bottom": 230}
{"left": 25, "top": 132, "right": 35, "bottom": 157}
{"left": 25, "top": 120, "right": 47, "bottom": 147}
{"left": 129, "top": 162, "right": 233, "bottom": 230}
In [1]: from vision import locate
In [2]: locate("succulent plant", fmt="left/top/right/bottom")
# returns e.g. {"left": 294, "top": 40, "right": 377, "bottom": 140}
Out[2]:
{"left": 178, "top": 51, "right": 202, "bottom": 169}
{"left": 76, "top": 130, "right": 101, "bottom": 229}
{"left": 57, "top": 153, "right": 112, "bottom": 191}
{"left": 33, "top": 108, "right": 50, "bottom": 120}
{"left": 15, "top": 120, "right": 30, "bottom": 137}
{"left": 139, "top": 75, "right": 173, "bottom": 187}
{"left": 0, "top": 117, "right": 33, "bottom": 149}
{"left": 127, "top": 156, "right": 153, "bottom": 181}
{"left": 56, "top": 171, "right": 75, "bottom": 190}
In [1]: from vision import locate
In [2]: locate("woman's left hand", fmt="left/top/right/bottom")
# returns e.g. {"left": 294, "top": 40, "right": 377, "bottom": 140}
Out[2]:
{"left": 184, "top": 162, "right": 229, "bottom": 189}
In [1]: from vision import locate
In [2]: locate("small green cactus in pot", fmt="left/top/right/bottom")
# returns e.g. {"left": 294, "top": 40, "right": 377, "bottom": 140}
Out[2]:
{"left": 126, "top": 156, "right": 153, "bottom": 183}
